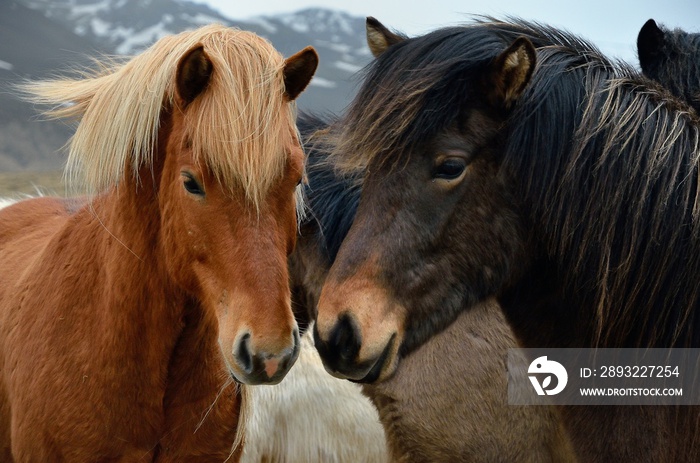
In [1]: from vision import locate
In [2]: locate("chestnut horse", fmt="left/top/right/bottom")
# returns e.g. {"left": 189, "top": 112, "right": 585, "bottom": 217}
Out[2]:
{"left": 291, "top": 112, "right": 573, "bottom": 462}
{"left": 637, "top": 19, "right": 700, "bottom": 113}
{"left": 313, "top": 17, "right": 700, "bottom": 462}
{"left": 0, "top": 25, "right": 317, "bottom": 462}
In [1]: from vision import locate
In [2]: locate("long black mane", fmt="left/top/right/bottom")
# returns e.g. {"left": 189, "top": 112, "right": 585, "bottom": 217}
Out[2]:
{"left": 297, "top": 112, "right": 360, "bottom": 262}
{"left": 333, "top": 18, "right": 700, "bottom": 347}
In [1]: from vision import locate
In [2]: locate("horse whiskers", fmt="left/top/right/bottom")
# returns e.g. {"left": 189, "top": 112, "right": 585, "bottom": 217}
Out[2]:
{"left": 226, "top": 383, "right": 250, "bottom": 463}
{"left": 192, "top": 372, "right": 249, "bottom": 462}
{"left": 223, "top": 438, "right": 240, "bottom": 463}
{"left": 195, "top": 374, "right": 235, "bottom": 434}
{"left": 134, "top": 375, "right": 241, "bottom": 461}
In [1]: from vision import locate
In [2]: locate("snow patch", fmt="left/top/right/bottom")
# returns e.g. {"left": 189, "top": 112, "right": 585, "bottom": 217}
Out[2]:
{"left": 0, "top": 198, "right": 17, "bottom": 209}
{"left": 287, "top": 20, "right": 310, "bottom": 34}
{"left": 271, "top": 9, "right": 357, "bottom": 36}
{"left": 334, "top": 61, "right": 362, "bottom": 73}
{"left": 184, "top": 13, "right": 225, "bottom": 26}
{"left": 245, "top": 17, "right": 278, "bottom": 34}
{"left": 309, "top": 77, "right": 336, "bottom": 88}
{"left": 69, "top": 0, "right": 111, "bottom": 18}
{"left": 317, "top": 41, "right": 352, "bottom": 53}
{"left": 116, "top": 22, "right": 174, "bottom": 54}
{"left": 90, "top": 17, "right": 112, "bottom": 36}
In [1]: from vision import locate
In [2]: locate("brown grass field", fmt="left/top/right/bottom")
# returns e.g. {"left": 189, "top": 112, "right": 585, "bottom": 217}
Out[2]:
{"left": 0, "top": 170, "right": 69, "bottom": 198}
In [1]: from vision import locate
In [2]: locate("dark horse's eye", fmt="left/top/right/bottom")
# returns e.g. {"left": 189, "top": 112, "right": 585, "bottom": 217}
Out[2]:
{"left": 182, "top": 172, "right": 205, "bottom": 196}
{"left": 433, "top": 158, "right": 467, "bottom": 180}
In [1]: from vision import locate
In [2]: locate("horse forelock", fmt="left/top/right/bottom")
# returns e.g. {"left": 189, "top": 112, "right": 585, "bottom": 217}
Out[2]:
{"left": 183, "top": 29, "right": 294, "bottom": 210}
{"left": 331, "top": 18, "right": 608, "bottom": 176}
{"left": 18, "top": 25, "right": 293, "bottom": 209}
{"left": 332, "top": 25, "right": 503, "bottom": 176}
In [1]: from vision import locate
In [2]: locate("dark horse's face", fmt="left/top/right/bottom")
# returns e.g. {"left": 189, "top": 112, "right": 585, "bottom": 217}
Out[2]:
{"left": 314, "top": 20, "right": 536, "bottom": 382}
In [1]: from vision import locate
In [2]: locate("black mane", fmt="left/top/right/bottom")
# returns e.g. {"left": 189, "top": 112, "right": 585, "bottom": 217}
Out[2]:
{"left": 298, "top": 112, "right": 361, "bottom": 262}
{"left": 639, "top": 20, "right": 700, "bottom": 113}
{"left": 334, "top": 18, "right": 700, "bottom": 347}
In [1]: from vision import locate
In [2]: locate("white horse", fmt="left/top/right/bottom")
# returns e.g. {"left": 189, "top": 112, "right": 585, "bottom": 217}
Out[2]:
{"left": 241, "top": 325, "right": 389, "bottom": 463}
{"left": 0, "top": 198, "right": 16, "bottom": 209}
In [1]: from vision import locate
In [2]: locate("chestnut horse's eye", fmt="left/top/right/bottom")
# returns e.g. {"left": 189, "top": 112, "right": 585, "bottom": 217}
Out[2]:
{"left": 433, "top": 157, "right": 467, "bottom": 180}
{"left": 182, "top": 172, "right": 205, "bottom": 196}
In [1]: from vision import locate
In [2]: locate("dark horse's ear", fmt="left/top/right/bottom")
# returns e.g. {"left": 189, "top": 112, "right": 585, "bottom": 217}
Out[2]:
{"left": 487, "top": 37, "right": 536, "bottom": 110}
{"left": 176, "top": 45, "right": 213, "bottom": 108}
{"left": 637, "top": 19, "right": 665, "bottom": 72}
{"left": 366, "top": 17, "right": 407, "bottom": 57}
{"left": 283, "top": 47, "right": 319, "bottom": 101}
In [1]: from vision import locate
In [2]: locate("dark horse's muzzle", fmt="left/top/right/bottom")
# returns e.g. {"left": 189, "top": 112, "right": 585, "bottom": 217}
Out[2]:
{"left": 313, "top": 313, "right": 395, "bottom": 383}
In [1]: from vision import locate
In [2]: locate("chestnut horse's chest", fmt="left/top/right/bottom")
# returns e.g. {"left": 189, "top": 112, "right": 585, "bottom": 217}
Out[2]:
{"left": 1, "top": 296, "right": 239, "bottom": 461}
{"left": 0, "top": 200, "right": 240, "bottom": 461}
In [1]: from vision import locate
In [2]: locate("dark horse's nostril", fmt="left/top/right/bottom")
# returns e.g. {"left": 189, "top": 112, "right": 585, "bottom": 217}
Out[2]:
{"left": 234, "top": 333, "right": 253, "bottom": 374}
{"left": 330, "top": 313, "right": 361, "bottom": 362}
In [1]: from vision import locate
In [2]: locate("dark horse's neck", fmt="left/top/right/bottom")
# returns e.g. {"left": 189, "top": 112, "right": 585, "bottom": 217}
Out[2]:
{"left": 497, "top": 257, "right": 595, "bottom": 349}
{"left": 498, "top": 54, "right": 700, "bottom": 349}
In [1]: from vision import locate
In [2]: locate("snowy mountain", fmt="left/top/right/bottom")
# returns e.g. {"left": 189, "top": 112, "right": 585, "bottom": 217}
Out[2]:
{"left": 19, "top": 0, "right": 240, "bottom": 54}
{"left": 0, "top": 0, "right": 372, "bottom": 171}
{"left": 14, "top": 0, "right": 371, "bottom": 110}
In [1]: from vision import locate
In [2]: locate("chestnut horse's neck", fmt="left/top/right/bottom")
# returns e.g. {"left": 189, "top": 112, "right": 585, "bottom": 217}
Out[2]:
{"left": 63, "top": 117, "right": 242, "bottom": 455}
{"left": 85, "top": 114, "right": 182, "bottom": 320}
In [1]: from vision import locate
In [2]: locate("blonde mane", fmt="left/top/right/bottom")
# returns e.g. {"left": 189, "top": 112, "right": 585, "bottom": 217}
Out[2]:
{"left": 19, "top": 24, "right": 294, "bottom": 207}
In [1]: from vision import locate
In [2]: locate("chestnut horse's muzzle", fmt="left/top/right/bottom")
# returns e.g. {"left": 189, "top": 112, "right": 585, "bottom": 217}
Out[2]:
{"left": 230, "top": 328, "right": 301, "bottom": 385}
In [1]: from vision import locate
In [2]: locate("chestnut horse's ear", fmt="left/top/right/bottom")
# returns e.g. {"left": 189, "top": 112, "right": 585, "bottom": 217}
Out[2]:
{"left": 366, "top": 17, "right": 406, "bottom": 57}
{"left": 637, "top": 19, "right": 665, "bottom": 71}
{"left": 488, "top": 37, "right": 536, "bottom": 109}
{"left": 176, "top": 45, "right": 213, "bottom": 108}
{"left": 284, "top": 47, "right": 319, "bottom": 101}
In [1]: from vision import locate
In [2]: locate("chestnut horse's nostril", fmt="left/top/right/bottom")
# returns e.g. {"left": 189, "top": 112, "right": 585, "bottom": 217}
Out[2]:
{"left": 234, "top": 333, "right": 253, "bottom": 374}
{"left": 329, "top": 313, "right": 362, "bottom": 363}
{"left": 230, "top": 329, "right": 300, "bottom": 385}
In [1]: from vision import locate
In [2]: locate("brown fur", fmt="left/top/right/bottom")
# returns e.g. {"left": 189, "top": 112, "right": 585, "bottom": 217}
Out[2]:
{"left": 0, "top": 26, "right": 316, "bottom": 461}
{"left": 366, "top": 305, "right": 575, "bottom": 463}
{"left": 292, "top": 235, "right": 574, "bottom": 462}
{"left": 314, "top": 18, "right": 700, "bottom": 462}
{"left": 289, "top": 116, "right": 575, "bottom": 462}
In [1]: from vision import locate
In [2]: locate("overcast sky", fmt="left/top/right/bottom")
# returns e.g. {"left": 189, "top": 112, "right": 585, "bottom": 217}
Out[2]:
{"left": 200, "top": 0, "right": 699, "bottom": 64}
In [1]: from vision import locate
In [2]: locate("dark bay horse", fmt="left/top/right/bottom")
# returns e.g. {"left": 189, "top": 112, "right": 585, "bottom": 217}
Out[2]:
{"left": 313, "top": 17, "right": 700, "bottom": 462}
{"left": 638, "top": 19, "right": 700, "bottom": 113}
{"left": 0, "top": 25, "right": 317, "bottom": 461}
{"left": 291, "top": 112, "right": 574, "bottom": 462}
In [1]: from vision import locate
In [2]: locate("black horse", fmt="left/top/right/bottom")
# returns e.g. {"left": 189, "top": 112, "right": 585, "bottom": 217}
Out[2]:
{"left": 291, "top": 111, "right": 573, "bottom": 462}
{"left": 638, "top": 19, "right": 700, "bottom": 113}
{"left": 313, "top": 17, "right": 700, "bottom": 462}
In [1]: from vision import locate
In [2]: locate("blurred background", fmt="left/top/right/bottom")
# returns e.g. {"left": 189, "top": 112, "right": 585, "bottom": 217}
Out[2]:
{"left": 0, "top": 0, "right": 698, "bottom": 195}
